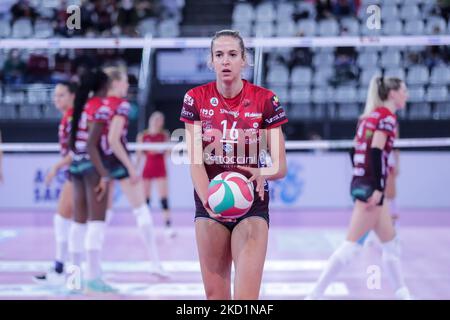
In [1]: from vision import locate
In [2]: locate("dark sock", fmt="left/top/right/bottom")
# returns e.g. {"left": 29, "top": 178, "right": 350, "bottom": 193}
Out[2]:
{"left": 54, "top": 261, "right": 64, "bottom": 274}
{"left": 165, "top": 220, "right": 171, "bottom": 227}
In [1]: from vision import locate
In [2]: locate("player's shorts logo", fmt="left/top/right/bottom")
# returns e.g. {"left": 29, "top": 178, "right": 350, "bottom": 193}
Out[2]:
{"left": 210, "top": 97, "right": 219, "bottom": 107}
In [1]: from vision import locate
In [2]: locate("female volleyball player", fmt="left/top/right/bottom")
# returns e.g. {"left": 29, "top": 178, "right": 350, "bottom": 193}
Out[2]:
{"left": 306, "top": 76, "right": 412, "bottom": 300}
{"left": 68, "top": 69, "right": 117, "bottom": 294}
{"left": 136, "top": 111, "right": 175, "bottom": 237}
{"left": 88, "top": 67, "right": 168, "bottom": 278}
{"left": 33, "top": 81, "right": 76, "bottom": 286}
{"left": 180, "top": 30, "right": 288, "bottom": 300}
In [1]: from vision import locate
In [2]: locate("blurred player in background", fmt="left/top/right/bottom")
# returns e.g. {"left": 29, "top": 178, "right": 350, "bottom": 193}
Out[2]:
{"left": 91, "top": 66, "right": 168, "bottom": 278}
{"left": 136, "top": 111, "right": 175, "bottom": 238}
{"left": 33, "top": 81, "right": 76, "bottom": 286}
{"left": 307, "top": 76, "right": 412, "bottom": 300}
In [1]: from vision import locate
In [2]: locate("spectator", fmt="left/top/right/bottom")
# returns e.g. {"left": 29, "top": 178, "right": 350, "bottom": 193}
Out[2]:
{"left": 136, "top": 0, "right": 158, "bottom": 19}
{"left": 117, "top": 0, "right": 139, "bottom": 36}
{"left": 26, "top": 50, "right": 50, "bottom": 83}
{"left": 437, "top": 0, "right": 450, "bottom": 22}
{"left": 51, "top": 49, "right": 72, "bottom": 83}
{"left": 10, "top": 0, "right": 38, "bottom": 24}
{"left": 2, "top": 49, "right": 26, "bottom": 85}
{"left": 424, "top": 46, "right": 446, "bottom": 68}
{"left": 316, "top": 0, "right": 333, "bottom": 20}
{"left": 332, "top": 0, "right": 356, "bottom": 18}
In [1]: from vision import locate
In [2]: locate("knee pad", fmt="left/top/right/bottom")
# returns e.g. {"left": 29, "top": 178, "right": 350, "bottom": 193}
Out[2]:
{"left": 133, "top": 204, "right": 153, "bottom": 227}
{"left": 382, "top": 237, "right": 401, "bottom": 262}
{"left": 54, "top": 214, "right": 71, "bottom": 243}
{"left": 68, "top": 222, "right": 87, "bottom": 253}
{"left": 85, "top": 221, "right": 106, "bottom": 251}
{"left": 160, "top": 198, "right": 169, "bottom": 210}
{"left": 333, "top": 240, "right": 362, "bottom": 265}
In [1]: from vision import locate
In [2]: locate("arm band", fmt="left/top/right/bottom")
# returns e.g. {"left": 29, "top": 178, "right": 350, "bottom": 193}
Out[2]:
{"left": 370, "top": 147, "right": 384, "bottom": 191}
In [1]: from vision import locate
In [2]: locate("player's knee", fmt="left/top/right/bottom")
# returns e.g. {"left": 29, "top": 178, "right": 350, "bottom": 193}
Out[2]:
{"left": 382, "top": 236, "right": 401, "bottom": 262}
{"left": 161, "top": 198, "right": 169, "bottom": 210}
{"left": 68, "top": 222, "right": 87, "bottom": 253}
{"left": 85, "top": 221, "right": 106, "bottom": 251}
{"left": 133, "top": 204, "right": 153, "bottom": 227}
{"left": 332, "top": 240, "right": 362, "bottom": 265}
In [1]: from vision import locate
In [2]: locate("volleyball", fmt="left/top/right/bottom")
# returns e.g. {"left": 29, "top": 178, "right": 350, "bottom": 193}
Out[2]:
{"left": 207, "top": 171, "right": 254, "bottom": 219}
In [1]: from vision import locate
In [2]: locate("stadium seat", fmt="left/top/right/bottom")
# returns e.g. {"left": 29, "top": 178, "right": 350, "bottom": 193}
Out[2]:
{"left": 232, "top": 3, "right": 255, "bottom": 22}
{"left": 290, "top": 67, "right": 312, "bottom": 87}
{"left": 312, "top": 68, "right": 333, "bottom": 87}
{"left": 313, "top": 52, "right": 334, "bottom": 68}
{"left": 399, "top": 4, "right": 420, "bottom": 21}
{"left": 384, "top": 68, "right": 405, "bottom": 80}
{"left": 335, "top": 86, "right": 358, "bottom": 104}
{"left": 255, "top": 2, "right": 275, "bottom": 22}
{"left": 12, "top": 19, "right": 33, "bottom": 38}
{"left": 380, "top": 51, "right": 401, "bottom": 69}
{"left": 276, "top": 2, "right": 295, "bottom": 22}
{"left": 430, "top": 65, "right": 450, "bottom": 86}
{"left": 426, "top": 86, "right": 448, "bottom": 103}
{"left": 289, "top": 87, "right": 311, "bottom": 104}
{"left": 408, "top": 103, "right": 431, "bottom": 120}
{"left": 407, "top": 65, "right": 429, "bottom": 86}
{"left": 275, "top": 20, "right": 297, "bottom": 37}
{"left": 138, "top": 18, "right": 157, "bottom": 36}
{"left": 404, "top": 20, "right": 425, "bottom": 35}
{"left": 0, "top": 20, "right": 11, "bottom": 38}
{"left": 266, "top": 66, "right": 289, "bottom": 86}
{"left": 158, "top": 19, "right": 180, "bottom": 37}
{"left": 357, "top": 52, "right": 379, "bottom": 68}
{"left": 34, "top": 20, "right": 54, "bottom": 38}
{"left": 407, "top": 86, "right": 426, "bottom": 103}
{"left": 383, "top": 20, "right": 403, "bottom": 35}
{"left": 381, "top": 5, "right": 399, "bottom": 22}
{"left": 425, "top": 16, "right": 447, "bottom": 35}
{"left": 340, "top": 18, "right": 359, "bottom": 36}
{"left": 360, "top": 68, "right": 382, "bottom": 86}
{"left": 318, "top": 19, "right": 339, "bottom": 37}
{"left": 254, "top": 22, "right": 274, "bottom": 37}
{"left": 297, "top": 19, "right": 316, "bottom": 37}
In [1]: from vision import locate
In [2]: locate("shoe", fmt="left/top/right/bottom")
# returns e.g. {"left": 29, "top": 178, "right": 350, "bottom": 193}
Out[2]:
{"left": 84, "top": 278, "right": 119, "bottom": 294}
{"left": 33, "top": 269, "right": 65, "bottom": 287}
{"left": 151, "top": 265, "right": 171, "bottom": 279}
{"left": 395, "top": 286, "right": 413, "bottom": 300}
{"left": 164, "top": 226, "right": 177, "bottom": 238}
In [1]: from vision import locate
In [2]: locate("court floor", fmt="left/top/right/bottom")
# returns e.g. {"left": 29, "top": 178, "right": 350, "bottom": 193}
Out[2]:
{"left": 0, "top": 209, "right": 449, "bottom": 300}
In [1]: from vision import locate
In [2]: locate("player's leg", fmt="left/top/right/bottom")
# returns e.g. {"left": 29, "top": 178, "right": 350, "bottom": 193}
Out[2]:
{"left": 373, "top": 202, "right": 412, "bottom": 299}
{"left": 83, "top": 171, "right": 116, "bottom": 293}
{"left": 67, "top": 175, "right": 88, "bottom": 290}
{"left": 231, "top": 217, "right": 268, "bottom": 300}
{"left": 105, "top": 181, "right": 115, "bottom": 224}
{"left": 142, "top": 178, "right": 152, "bottom": 206}
{"left": 306, "top": 200, "right": 381, "bottom": 299}
{"left": 156, "top": 177, "right": 175, "bottom": 237}
{"left": 34, "top": 180, "right": 73, "bottom": 285}
{"left": 119, "top": 177, "right": 167, "bottom": 277}
{"left": 195, "top": 218, "right": 232, "bottom": 300}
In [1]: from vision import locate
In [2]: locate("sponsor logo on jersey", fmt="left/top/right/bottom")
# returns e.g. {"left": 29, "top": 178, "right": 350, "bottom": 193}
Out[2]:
{"left": 210, "top": 97, "right": 219, "bottom": 107}
{"left": 265, "top": 111, "right": 286, "bottom": 125}
{"left": 243, "top": 99, "right": 251, "bottom": 107}
{"left": 253, "top": 122, "right": 259, "bottom": 128}
{"left": 271, "top": 95, "right": 283, "bottom": 112}
{"left": 220, "top": 109, "right": 239, "bottom": 118}
{"left": 184, "top": 93, "right": 194, "bottom": 106}
{"left": 181, "top": 107, "right": 194, "bottom": 119}
{"left": 201, "top": 108, "right": 214, "bottom": 117}
{"left": 244, "top": 112, "right": 262, "bottom": 119}
{"left": 353, "top": 167, "right": 365, "bottom": 176}
{"left": 365, "top": 129, "right": 373, "bottom": 139}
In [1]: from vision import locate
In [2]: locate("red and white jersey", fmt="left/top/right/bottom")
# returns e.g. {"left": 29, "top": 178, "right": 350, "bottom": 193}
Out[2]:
{"left": 352, "top": 106, "right": 397, "bottom": 183}
{"left": 72, "top": 97, "right": 104, "bottom": 160}
{"left": 58, "top": 107, "right": 73, "bottom": 157}
{"left": 180, "top": 80, "right": 288, "bottom": 180}
{"left": 93, "top": 96, "right": 131, "bottom": 156}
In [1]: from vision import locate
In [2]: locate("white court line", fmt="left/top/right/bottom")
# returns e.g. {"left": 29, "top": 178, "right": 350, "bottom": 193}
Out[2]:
{"left": 0, "top": 282, "right": 348, "bottom": 298}
{"left": 0, "top": 260, "right": 327, "bottom": 273}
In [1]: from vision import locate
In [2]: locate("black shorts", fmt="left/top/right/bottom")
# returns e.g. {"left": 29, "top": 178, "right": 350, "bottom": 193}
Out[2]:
{"left": 102, "top": 154, "right": 129, "bottom": 180}
{"left": 194, "top": 190, "right": 270, "bottom": 232}
{"left": 350, "top": 178, "right": 385, "bottom": 206}
{"left": 69, "top": 158, "right": 95, "bottom": 177}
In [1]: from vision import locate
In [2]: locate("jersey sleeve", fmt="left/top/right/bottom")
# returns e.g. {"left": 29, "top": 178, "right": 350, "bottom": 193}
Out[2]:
{"left": 93, "top": 105, "right": 112, "bottom": 123}
{"left": 115, "top": 100, "right": 131, "bottom": 119}
{"left": 180, "top": 90, "right": 200, "bottom": 124}
{"left": 376, "top": 112, "right": 397, "bottom": 137}
{"left": 262, "top": 92, "right": 288, "bottom": 129}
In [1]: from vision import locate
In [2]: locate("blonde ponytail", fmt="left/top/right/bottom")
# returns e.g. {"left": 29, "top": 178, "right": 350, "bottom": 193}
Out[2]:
{"left": 361, "top": 76, "right": 403, "bottom": 118}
